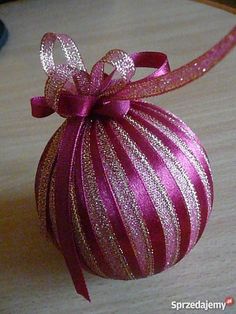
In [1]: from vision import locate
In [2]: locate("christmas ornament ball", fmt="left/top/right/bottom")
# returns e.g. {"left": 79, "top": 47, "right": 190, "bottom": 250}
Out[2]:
{"left": 35, "top": 100, "right": 213, "bottom": 280}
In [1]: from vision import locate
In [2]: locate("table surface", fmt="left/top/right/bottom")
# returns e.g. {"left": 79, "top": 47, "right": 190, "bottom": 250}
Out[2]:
{"left": 0, "top": 1, "right": 235, "bottom": 313}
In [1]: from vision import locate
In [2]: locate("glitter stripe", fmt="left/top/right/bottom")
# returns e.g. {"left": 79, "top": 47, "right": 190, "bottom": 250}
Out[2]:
{"left": 73, "top": 123, "right": 115, "bottom": 278}
{"left": 157, "top": 109, "right": 211, "bottom": 167}
{"left": 133, "top": 101, "right": 213, "bottom": 204}
{"left": 132, "top": 106, "right": 212, "bottom": 212}
{"left": 48, "top": 165, "right": 60, "bottom": 246}
{"left": 123, "top": 115, "right": 201, "bottom": 253}
{"left": 109, "top": 120, "right": 180, "bottom": 269}
{"left": 96, "top": 121, "right": 155, "bottom": 276}
{"left": 112, "top": 119, "right": 185, "bottom": 267}
{"left": 135, "top": 102, "right": 202, "bottom": 145}
{"left": 81, "top": 122, "right": 133, "bottom": 280}
{"left": 90, "top": 123, "right": 143, "bottom": 278}
{"left": 154, "top": 108, "right": 214, "bottom": 207}
{"left": 130, "top": 107, "right": 210, "bottom": 239}
{"left": 69, "top": 179, "right": 107, "bottom": 278}
{"left": 36, "top": 123, "right": 65, "bottom": 236}
{"left": 102, "top": 123, "right": 161, "bottom": 274}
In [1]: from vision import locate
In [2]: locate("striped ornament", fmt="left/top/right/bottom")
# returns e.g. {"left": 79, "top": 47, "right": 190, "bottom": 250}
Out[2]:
{"left": 35, "top": 100, "right": 213, "bottom": 280}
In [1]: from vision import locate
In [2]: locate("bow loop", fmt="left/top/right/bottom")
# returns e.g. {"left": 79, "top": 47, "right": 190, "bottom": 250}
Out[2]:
{"left": 73, "top": 70, "right": 92, "bottom": 95}
{"left": 44, "top": 64, "right": 77, "bottom": 111}
{"left": 90, "top": 49, "right": 136, "bottom": 96}
{"left": 40, "top": 32, "right": 86, "bottom": 74}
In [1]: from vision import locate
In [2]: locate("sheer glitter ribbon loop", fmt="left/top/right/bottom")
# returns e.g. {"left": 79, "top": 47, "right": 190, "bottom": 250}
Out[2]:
{"left": 92, "top": 49, "right": 136, "bottom": 96}
{"left": 40, "top": 32, "right": 86, "bottom": 74}
{"left": 44, "top": 64, "right": 77, "bottom": 111}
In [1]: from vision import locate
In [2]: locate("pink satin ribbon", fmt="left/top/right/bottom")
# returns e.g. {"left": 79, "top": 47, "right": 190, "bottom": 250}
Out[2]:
{"left": 32, "top": 27, "right": 236, "bottom": 301}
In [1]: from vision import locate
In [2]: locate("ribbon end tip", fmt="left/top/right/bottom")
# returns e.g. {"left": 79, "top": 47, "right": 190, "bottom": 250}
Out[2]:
{"left": 81, "top": 291, "right": 91, "bottom": 302}
{"left": 75, "top": 285, "right": 91, "bottom": 302}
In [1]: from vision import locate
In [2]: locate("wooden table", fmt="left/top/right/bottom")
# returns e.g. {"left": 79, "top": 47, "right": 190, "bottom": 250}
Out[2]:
{"left": 0, "top": 1, "right": 235, "bottom": 313}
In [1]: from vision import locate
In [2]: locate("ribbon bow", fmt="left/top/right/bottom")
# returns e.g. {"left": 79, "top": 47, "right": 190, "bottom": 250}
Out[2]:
{"left": 31, "top": 33, "right": 171, "bottom": 119}
{"left": 31, "top": 28, "right": 236, "bottom": 120}
{"left": 32, "top": 28, "right": 236, "bottom": 302}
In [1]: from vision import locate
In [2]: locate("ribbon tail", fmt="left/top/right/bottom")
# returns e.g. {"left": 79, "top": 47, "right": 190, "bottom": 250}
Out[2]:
{"left": 31, "top": 96, "right": 55, "bottom": 118}
{"left": 55, "top": 117, "right": 90, "bottom": 302}
{"left": 115, "top": 26, "right": 236, "bottom": 100}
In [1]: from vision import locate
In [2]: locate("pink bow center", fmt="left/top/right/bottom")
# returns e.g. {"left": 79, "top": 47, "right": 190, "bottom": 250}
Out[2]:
{"left": 31, "top": 69, "right": 132, "bottom": 119}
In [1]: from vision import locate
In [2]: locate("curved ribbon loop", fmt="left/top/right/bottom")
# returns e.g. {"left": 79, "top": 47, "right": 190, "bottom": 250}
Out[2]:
{"left": 92, "top": 49, "right": 136, "bottom": 96}
{"left": 131, "top": 51, "right": 170, "bottom": 79}
{"left": 44, "top": 64, "right": 77, "bottom": 111}
{"left": 40, "top": 32, "right": 86, "bottom": 74}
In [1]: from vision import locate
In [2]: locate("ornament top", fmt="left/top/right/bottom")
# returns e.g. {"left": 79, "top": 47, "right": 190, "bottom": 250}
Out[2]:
{"left": 31, "top": 26, "right": 236, "bottom": 121}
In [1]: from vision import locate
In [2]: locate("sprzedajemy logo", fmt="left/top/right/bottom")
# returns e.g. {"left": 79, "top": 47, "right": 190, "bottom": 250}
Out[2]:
{"left": 171, "top": 297, "right": 234, "bottom": 311}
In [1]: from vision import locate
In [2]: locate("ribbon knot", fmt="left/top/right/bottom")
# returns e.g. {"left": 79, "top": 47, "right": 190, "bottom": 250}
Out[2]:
{"left": 31, "top": 91, "right": 131, "bottom": 119}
